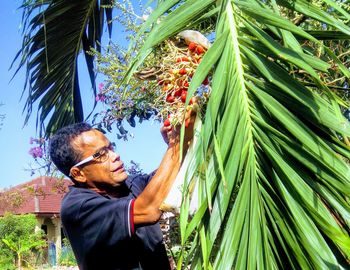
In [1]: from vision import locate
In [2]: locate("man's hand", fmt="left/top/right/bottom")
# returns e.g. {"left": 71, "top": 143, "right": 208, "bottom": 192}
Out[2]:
{"left": 160, "top": 122, "right": 180, "bottom": 148}
{"left": 160, "top": 106, "right": 197, "bottom": 151}
{"left": 160, "top": 125, "right": 172, "bottom": 145}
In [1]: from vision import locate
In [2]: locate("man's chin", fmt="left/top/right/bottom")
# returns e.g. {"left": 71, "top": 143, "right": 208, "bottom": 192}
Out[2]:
{"left": 120, "top": 171, "right": 128, "bottom": 180}
{"left": 112, "top": 172, "right": 128, "bottom": 186}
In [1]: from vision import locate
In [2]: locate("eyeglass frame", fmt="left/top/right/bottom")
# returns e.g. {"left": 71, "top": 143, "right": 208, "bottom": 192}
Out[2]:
{"left": 71, "top": 144, "right": 114, "bottom": 169}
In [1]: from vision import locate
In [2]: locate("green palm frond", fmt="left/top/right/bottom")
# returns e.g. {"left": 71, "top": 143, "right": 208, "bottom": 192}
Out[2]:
{"left": 13, "top": 0, "right": 113, "bottom": 137}
{"left": 131, "top": 0, "right": 350, "bottom": 269}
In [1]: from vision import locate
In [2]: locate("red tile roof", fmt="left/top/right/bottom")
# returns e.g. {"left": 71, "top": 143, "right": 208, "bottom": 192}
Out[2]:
{"left": 0, "top": 176, "right": 72, "bottom": 217}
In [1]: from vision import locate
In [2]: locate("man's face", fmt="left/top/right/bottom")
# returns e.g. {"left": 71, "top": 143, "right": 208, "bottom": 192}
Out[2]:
{"left": 72, "top": 129, "right": 128, "bottom": 190}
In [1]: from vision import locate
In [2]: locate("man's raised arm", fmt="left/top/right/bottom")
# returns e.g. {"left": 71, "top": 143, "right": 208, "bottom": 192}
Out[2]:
{"left": 133, "top": 110, "right": 196, "bottom": 224}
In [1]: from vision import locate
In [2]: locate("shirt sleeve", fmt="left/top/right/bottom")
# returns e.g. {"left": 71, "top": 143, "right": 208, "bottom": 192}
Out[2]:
{"left": 78, "top": 193, "right": 135, "bottom": 248}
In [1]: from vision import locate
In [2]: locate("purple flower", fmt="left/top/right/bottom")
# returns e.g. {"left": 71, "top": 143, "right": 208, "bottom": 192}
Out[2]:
{"left": 29, "top": 137, "right": 35, "bottom": 144}
{"left": 126, "top": 160, "right": 142, "bottom": 174}
{"left": 125, "top": 98, "right": 134, "bottom": 107}
{"left": 29, "top": 146, "right": 43, "bottom": 159}
{"left": 96, "top": 94, "right": 106, "bottom": 102}
{"left": 98, "top": 83, "right": 104, "bottom": 92}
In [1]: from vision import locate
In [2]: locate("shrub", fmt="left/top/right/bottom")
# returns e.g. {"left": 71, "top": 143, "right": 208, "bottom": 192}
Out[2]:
{"left": 59, "top": 238, "right": 77, "bottom": 267}
{"left": 0, "top": 213, "right": 46, "bottom": 269}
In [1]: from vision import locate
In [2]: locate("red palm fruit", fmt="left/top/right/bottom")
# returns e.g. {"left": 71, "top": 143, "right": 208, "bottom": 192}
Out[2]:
{"left": 176, "top": 56, "right": 190, "bottom": 62}
{"left": 157, "top": 79, "right": 164, "bottom": 85}
{"left": 193, "top": 57, "right": 202, "bottom": 64}
{"left": 166, "top": 95, "right": 175, "bottom": 103}
{"left": 174, "top": 89, "right": 182, "bottom": 97}
{"left": 202, "top": 77, "right": 209, "bottom": 85}
{"left": 164, "top": 118, "right": 171, "bottom": 127}
{"left": 181, "top": 91, "right": 187, "bottom": 103}
{"left": 179, "top": 68, "right": 187, "bottom": 75}
{"left": 188, "top": 42, "right": 197, "bottom": 51}
{"left": 177, "top": 79, "right": 188, "bottom": 88}
{"left": 196, "top": 45, "right": 205, "bottom": 54}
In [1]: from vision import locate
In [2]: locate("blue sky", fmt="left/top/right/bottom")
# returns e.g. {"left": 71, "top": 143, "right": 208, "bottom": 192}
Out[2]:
{"left": 0, "top": 1, "right": 165, "bottom": 189}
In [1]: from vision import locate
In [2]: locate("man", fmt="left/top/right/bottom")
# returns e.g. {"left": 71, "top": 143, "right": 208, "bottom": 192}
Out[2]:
{"left": 49, "top": 113, "right": 195, "bottom": 270}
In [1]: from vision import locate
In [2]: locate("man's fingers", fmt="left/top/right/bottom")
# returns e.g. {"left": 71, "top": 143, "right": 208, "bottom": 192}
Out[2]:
{"left": 162, "top": 125, "right": 172, "bottom": 132}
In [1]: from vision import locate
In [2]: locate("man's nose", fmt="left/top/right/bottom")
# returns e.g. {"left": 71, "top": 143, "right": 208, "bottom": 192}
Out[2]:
{"left": 109, "top": 150, "right": 120, "bottom": 162}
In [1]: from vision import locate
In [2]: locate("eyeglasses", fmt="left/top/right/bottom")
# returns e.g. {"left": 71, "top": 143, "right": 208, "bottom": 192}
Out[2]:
{"left": 72, "top": 144, "right": 114, "bottom": 169}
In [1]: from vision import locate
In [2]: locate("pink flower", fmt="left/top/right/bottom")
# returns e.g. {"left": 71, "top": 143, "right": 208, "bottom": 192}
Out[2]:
{"left": 29, "top": 146, "right": 43, "bottom": 159}
{"left": 98, "top": 83, "right": 104, "bottom": 92}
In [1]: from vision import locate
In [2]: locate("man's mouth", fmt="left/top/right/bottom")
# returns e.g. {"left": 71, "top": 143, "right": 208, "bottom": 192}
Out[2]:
{"left": 112, "top": 164, "right": 124, "bottom": 173}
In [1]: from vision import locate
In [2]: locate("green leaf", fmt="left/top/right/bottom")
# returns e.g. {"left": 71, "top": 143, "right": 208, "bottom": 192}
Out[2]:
{"left": 129, "top": 0, "right": 350, "bottom": 268}
{"left": 15, "top": 0, "right": 114, "bottom": 136}
{"left": 277, "top": 0, "right": 350, "bottom": 35}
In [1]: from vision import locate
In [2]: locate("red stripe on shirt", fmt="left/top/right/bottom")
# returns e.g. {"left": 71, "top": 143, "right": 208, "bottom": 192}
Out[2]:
{"left": 130, "top": 199, "right": 135, "bottom": 235}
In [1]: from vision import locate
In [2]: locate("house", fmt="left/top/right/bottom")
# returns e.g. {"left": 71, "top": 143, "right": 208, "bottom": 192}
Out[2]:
{"left": 0, "top": 176, "right": 72, "bottom": 262}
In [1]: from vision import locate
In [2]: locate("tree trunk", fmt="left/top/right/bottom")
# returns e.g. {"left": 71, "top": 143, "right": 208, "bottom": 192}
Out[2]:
{"left": 17, "top": 252, "right": 21, "bottom": 270}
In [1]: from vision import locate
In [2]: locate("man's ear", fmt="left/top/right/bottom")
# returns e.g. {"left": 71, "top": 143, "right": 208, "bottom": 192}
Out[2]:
{"left": 69, "top": 167, "right": 87, "bottom": 184}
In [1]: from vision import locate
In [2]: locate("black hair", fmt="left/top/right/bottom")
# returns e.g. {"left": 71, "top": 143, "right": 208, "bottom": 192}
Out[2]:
{"left": 49, "top": 122, "right": 93, "bottom": 177}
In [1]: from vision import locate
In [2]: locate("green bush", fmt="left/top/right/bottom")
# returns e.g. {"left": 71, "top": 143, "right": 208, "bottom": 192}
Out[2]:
{"left": 0, "top": 213, "right": 46, "bottom": 269}
{"left": 59, "top": 238, "right": 77, "bottom": 267}
{"left": 0, "top": 251, "right": 16, "bottom": 270}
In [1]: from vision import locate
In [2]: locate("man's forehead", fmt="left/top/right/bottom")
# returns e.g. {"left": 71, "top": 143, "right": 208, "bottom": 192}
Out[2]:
{"left": 74, "top": 129, "right": 109, "bottom": 148}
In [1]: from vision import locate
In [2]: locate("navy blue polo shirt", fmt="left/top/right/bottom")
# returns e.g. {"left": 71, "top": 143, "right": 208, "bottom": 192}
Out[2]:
{"left": 60, "top": 174, "right": 171, "bottom": 270}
